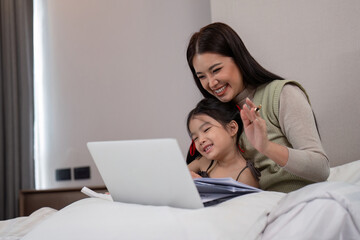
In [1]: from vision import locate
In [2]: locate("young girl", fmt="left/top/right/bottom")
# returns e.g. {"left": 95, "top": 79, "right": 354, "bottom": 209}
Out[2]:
{"left": 186, "top": 98, "right": 260, "bottom": 188}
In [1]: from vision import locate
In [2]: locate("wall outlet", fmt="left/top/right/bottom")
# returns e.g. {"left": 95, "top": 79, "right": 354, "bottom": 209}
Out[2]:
{"left": 55, "top": 168, "right": 71, "bottom": 181}
{"left": 74, "top": 166, "right": 90, "bottom": 180}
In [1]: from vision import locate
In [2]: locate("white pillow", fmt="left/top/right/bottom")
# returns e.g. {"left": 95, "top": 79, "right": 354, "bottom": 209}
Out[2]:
{"left": 23, "top": 191, "right": 284, "bottom": 240}
{"left": 328, "top": 160, "right": 360, "bottom": 184}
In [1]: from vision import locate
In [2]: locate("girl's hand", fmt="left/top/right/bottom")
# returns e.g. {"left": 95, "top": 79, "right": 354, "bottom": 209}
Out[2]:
{"left": 240, "top": 98, "right": 269, "bottom": 154}
{"left": 190, "top": 171, "right": 202, "bottom": 179}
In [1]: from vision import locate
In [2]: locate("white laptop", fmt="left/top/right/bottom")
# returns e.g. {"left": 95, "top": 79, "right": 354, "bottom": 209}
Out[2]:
{"left": 87, "top": 138, "right": 204, "bottom": 209}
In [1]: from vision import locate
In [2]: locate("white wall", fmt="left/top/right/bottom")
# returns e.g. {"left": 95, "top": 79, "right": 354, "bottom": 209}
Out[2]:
{"left": 211, "top": 0, "right": 360, "bottom": 166}
{"left": 34, "top": 0, "right": 210, "bottom": 189}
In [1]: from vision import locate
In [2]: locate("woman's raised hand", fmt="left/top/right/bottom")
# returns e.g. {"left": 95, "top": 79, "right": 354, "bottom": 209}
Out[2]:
{"left": 240, "top": 98, "right": 269, "bottom": 154}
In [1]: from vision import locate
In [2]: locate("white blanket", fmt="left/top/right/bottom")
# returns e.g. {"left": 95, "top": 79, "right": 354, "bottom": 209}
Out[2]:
{"left": 21, "top": 192, "right": 284, "bottom": 240}
{"left": 0, "top": 207, "right": 56, "bottom": 240}
{"left": 1, "top": 160, "right": 360, "bottom": 240}
{"left": 262, "top": 181, "right": 360, "bottom": 239}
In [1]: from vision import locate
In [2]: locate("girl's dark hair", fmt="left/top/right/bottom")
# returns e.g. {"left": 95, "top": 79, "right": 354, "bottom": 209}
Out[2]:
{"left": 186, "top": 22, "right": 284, "bottom": 98}
{"left": 186, "top": 98, "right": 242, "bottom": 164}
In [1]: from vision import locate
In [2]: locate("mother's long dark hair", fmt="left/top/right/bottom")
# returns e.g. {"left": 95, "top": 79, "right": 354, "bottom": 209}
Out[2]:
{"left": 187, "top": 22, "right": 284, "bottom": 98}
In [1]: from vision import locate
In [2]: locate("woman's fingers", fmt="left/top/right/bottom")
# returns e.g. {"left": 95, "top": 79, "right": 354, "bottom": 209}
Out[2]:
{"left": 242, "top": 98, "right": 261, "bottom": 124}
{"left": 242, "top": 103, "right": 257, "bottom": 124}
{"left": 245, "top": 97, "right": 256, "bottom": 108}
{"left": 240, "top": 99, "right": 269, "bottom": 153}
{"left": 241, "top": 104, "right": 253, "bottom": 126}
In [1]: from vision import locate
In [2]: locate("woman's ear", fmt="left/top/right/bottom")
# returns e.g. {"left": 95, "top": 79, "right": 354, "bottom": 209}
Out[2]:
{"left": 226, "top": 120, "right": 238, "bottom": 137}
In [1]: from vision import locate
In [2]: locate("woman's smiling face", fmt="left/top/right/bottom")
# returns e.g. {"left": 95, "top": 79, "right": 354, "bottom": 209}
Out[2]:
{"left": 192, "top": 53, "right": 244, "bottom": 102}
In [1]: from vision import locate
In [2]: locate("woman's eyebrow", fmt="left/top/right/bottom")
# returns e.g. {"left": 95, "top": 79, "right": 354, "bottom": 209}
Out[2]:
{"left": 209, "top": 63, "right": 222, "bottom": 71}
{"left": 196, "top": 63, "right": 222, "bottom": 75}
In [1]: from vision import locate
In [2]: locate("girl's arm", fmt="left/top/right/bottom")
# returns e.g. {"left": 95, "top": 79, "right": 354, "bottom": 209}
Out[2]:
{"left": 188, "top": 158, "right": 202, "bottom": 179}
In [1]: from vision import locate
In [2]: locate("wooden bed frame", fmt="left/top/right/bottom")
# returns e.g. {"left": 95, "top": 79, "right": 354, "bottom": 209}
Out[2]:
{"left": 19, "top": 186, "right": 107, "bottom": 216}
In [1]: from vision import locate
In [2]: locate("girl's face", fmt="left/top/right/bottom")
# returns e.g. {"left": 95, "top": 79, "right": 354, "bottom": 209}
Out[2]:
{"left": 192, "top": 53, "right": 244, "bottom": 102}
{"left": 189, "top": 114, "right": 237, "bottom": 160}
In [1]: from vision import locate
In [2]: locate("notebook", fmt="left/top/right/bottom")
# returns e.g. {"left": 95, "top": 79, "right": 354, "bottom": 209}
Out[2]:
{"left": 87, "top": 138, "right": 204, "bottom": 209}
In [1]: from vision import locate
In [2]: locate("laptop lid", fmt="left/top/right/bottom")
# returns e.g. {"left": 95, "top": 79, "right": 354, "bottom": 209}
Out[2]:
{"left": 87, "top": 138, "right": 204, "bottom": 209}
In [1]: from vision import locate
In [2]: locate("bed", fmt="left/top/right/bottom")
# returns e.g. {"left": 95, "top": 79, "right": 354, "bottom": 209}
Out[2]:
{"left": 1, "top": 160, "right": 360, "bottom": 240}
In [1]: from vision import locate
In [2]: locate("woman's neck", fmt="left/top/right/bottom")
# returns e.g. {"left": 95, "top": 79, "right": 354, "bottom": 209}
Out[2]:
{"left": 234, "top": 86, "right": 256, "bottom": 107}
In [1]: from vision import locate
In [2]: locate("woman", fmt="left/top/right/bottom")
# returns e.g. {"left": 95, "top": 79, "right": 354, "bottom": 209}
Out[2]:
{"left": 186, "top": 22, "right": 329, "bottom": 193}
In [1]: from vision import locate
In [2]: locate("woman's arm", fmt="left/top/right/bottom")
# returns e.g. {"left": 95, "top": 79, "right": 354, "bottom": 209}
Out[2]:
{"left": 240, "top": 102, "right": 290, "bottom": 166}
{"left": 241, "top": 85, "right": 329, "bottom": 182}
{"left": 278, "top": 84, "right": 329, "bottom": 182}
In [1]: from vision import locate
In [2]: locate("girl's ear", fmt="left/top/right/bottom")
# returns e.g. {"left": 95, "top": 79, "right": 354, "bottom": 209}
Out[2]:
{"left": 227, "top": 120, "right": 238, "bottom": 137}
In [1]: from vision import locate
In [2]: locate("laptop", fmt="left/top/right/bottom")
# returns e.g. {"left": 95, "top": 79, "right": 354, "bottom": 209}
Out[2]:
{"left": 87, "top": 138, "right": 204, "bottom": 209}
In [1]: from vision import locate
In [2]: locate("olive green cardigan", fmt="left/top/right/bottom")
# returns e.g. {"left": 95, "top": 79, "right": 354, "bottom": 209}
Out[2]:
{"left": 240, "top": 80, "right": 314, "bottom": 193}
